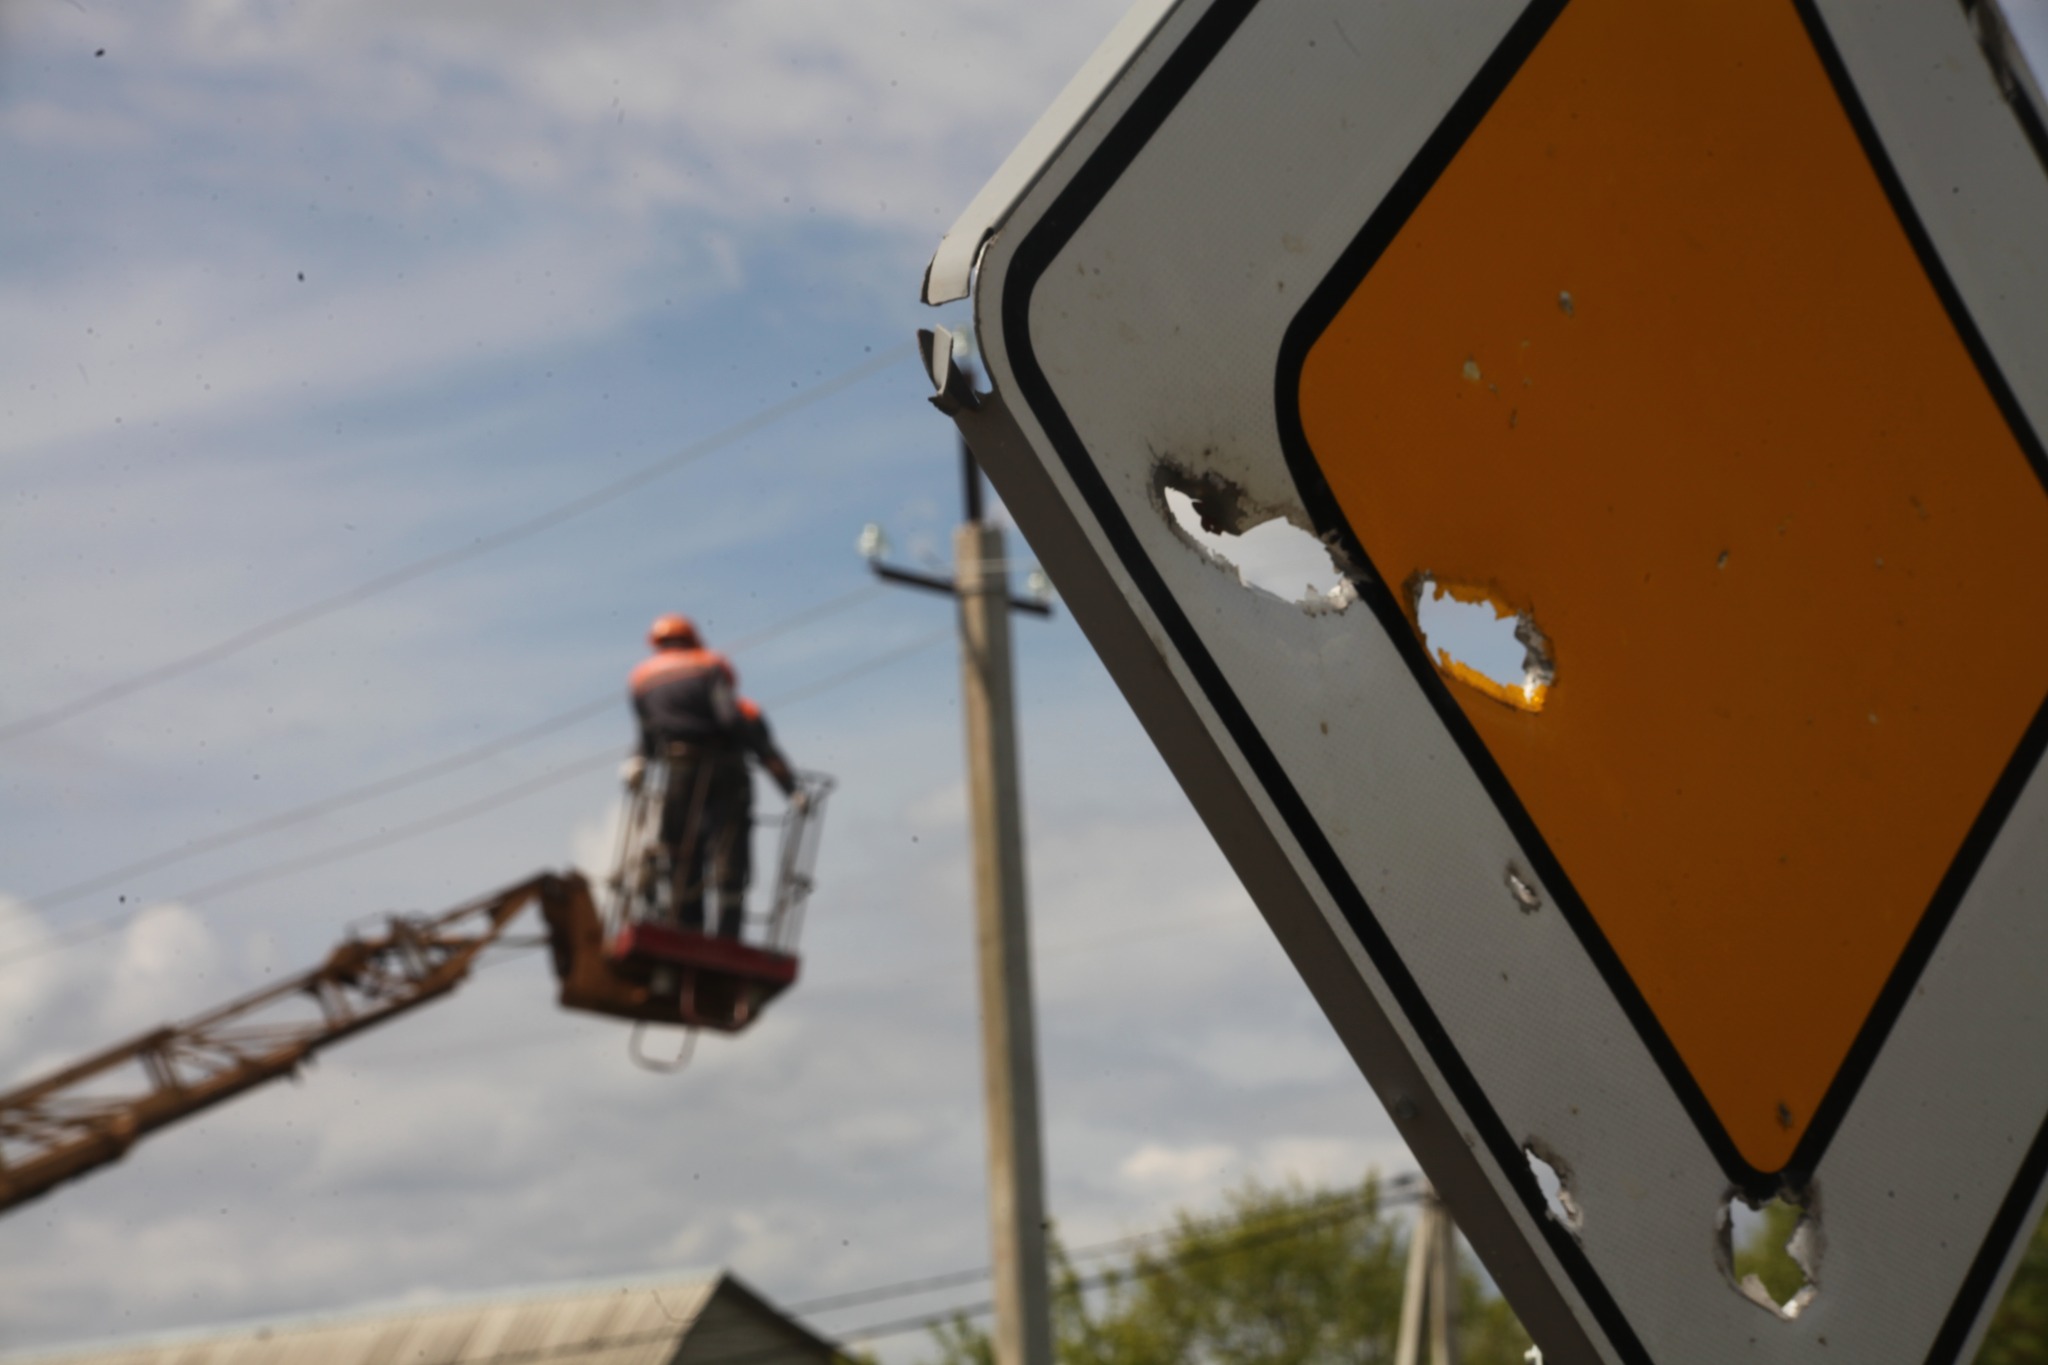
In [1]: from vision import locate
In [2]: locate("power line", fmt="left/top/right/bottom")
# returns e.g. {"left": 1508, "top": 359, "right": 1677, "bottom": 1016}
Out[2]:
{"left": 152, "top": 620, "right": 946, "bottom": 912}
{"left": 0, "top": 626, "right": 953, "bottom": 971}
{"left": 23, "top": 700, "right": 615, "bottom": 914}
{"left": 0, "top": 752, "right": 616, "bottom": 969}
{"left": 14, "top": 583, "right": 887, "bottom": 916}
{"left": 202, "top": 1180, "right": 1429, "bottom": 1365}
{"left": 788, "top": 1174, "right": 1425, "bottom": 1318}
{"left": 752, "top": 624, "right": 954, "bottom": 709}
{"left": 298, "top": 970, "right": 1425, "bottom": 1324}
{"left": 290, "top": 1176, "right": 1432, "bottom": 1365}
{"left": 329, "top": 905, "right": 1249, "bottom": 1074}
{"left": 718, "top": 583, "right": 891, "bottom": 657}
{"left": 0, "top": 345, "right": 910, "bottom": 749}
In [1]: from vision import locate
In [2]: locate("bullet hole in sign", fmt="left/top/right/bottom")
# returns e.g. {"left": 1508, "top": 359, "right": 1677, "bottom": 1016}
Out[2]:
{"left": 1523, "top": 1142, "right": 1583, "bottom": 1236}
{"left": 1157, "top": 468, "right": 1353, "bottom": 608}
{"left": 1410, "top": 576, "right": 1553, "bottom": 712}
{"left": 1719, "top": 1188, "right": 1820, "bottom": 1320}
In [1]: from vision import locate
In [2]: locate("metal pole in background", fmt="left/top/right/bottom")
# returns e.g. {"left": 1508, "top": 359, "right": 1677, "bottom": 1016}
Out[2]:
{"left": 955, "top": 442, "right": 1054, "bottom": 1365}
{"left": 863, "top": 415, "right": 1055, "bottom": 1365}
{"left": 1396, "top": 1183, "right": 1461, "bottom": 1365}
{"left": 1395, "top": 1189, "right": 1433, "bottom": 1365}
{"left": 1430, "top": 1187, "right": 1461, "bottom": 1365}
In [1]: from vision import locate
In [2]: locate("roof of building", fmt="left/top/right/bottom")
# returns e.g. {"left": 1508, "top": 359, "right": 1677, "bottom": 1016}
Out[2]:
{"left": 3, "top": 1269, "right": 839, "bottom": 1365}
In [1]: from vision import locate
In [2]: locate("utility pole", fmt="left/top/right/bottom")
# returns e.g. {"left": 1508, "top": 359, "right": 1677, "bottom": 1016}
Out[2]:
{"left": 864, "top": 436, "right": 1054, "bottom": 1365}
{"left": 1394, "top": 1183, "right": 1461, "bottom": 1365}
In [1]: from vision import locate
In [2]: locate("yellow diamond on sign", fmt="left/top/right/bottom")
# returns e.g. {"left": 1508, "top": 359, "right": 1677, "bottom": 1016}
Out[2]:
{"left": 1292, "top": 0, "right": 2048, "bottom": 1173}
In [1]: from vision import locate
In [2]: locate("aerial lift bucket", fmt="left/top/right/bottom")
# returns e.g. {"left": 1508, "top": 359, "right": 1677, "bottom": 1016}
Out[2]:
{"left": 538, "top": 875, "right": 798, "bottom": 1032}
{"left": 541, "top": 766, "right": 833, "bottom": 1036}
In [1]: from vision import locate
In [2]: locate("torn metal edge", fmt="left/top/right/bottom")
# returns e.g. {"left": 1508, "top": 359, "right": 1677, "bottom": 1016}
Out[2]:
{"left": 1523, "top": 1139, "right": 1585, "bottom": 1237}
{"left": 1715, "top": 1181, "right": 1823, "bottom": 1322}
{"left": 922, "top": 0, "right": 1183, "bottom": 305}
{"left": 1149, "top": 459, "right": 1362, "bottom": 610}
{"left": 917, "top": 326, "right": 981, "bottom": 415}
{"left": 1403, "top": 574, "right": 1556, "bottom": 714}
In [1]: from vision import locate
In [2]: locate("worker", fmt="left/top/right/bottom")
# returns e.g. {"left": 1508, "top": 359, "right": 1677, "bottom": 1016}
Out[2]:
{"left": 623, "top": 615, "right": 799, "bottom": 939}
{"left": 713, "top": 695, "right": 805, "bottom": 937}
{"left": 737, "top": 696, "right": 802, "bottom": 809}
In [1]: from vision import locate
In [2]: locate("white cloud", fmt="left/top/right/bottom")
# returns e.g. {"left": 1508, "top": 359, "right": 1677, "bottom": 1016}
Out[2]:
{"left": 1254, "top": 1137, "right": 1411, "bottom": 1190}
{"left": 1186, "top": 1026, "right": 1355, "bottom": 1090}
{"left": 41, "top": 0, "right": 1126, "bottom": 242}
{"left": 101, "top": 901, "right": 222, "bottom": 1033}
{"left": 1119, "top": 1141, "right": 1240, "bottom": 1194}
{"left": 903, "top": 779, "right": 967, "bottom": 834}
{"left": 0, "top": 98, "right": 152, "bottom": 153}
{"left": 0, "top": 897, "right": 78, "bottom": 1085}
{"left": 0, "top": 225, "right": 702, "bottom": 463}
{"left": 569, "top": 799, "right": 626, "bottom": 888}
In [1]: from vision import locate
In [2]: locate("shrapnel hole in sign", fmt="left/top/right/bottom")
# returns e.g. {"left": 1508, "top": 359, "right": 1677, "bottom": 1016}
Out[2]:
{"left": 1720, "top": 1190, "right": 1820, "bottom": 1320}
{"left": 1159, "top": 481, "right": 1353, "bottom": 607}
{"left": 1410, "top": 576, "right": 1553, "bottom": 713}
{"left": 1523, "top": 1142, "right": 1582, "bottom": 1236}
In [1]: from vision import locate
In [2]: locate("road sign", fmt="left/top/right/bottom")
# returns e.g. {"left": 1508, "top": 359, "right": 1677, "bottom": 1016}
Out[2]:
{"left": 922, "top": 0, "right": 2048, "bottom": 1361}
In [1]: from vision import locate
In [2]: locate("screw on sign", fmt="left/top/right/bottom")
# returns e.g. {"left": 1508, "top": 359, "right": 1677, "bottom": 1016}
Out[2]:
{"left": 921, "top": 1, "right": 2048, "bottom": 1362}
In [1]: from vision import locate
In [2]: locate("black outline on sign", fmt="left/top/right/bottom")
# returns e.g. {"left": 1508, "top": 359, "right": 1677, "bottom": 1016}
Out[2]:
{"left": 996, "top": 0, "right": 1656, "bottom": 1360}
{"left": 996, "top": 0, "right": 2048, "bottom": 1357}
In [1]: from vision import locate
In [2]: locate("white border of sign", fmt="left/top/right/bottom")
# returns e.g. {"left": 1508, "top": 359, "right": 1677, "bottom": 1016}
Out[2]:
{"left": 929, "top": 0, "right": 2048, "bottom": 1361}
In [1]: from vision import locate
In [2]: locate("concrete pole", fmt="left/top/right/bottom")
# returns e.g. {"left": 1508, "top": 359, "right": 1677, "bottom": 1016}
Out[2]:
{"left": 1395, "top": 1190, "right": 1433, "bottom": 1365}
{"left": 955, "top": 518, "right": 1054, "bottom": 1365}
{"left": 1396, "top": 1184, "right": 1460, "bottom": 1365}
{"left": 1430, "top": 1189, "right": 1461, "bottom": 1365}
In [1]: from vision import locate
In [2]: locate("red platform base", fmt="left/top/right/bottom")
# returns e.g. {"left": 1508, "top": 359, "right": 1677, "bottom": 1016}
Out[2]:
{"left": 540, "top": 876, "right": 797, "bottom": 1034}
{"left": 608, "top": 922, "right": 800, "bottom": 989}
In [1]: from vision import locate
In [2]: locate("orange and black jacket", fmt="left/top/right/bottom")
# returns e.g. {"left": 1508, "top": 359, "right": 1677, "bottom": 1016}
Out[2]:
{"left": 736, "top": 697, "right": 786, "bottom": 765}
{"left": 629, "top": 647, "right": 740, "bottom": 757}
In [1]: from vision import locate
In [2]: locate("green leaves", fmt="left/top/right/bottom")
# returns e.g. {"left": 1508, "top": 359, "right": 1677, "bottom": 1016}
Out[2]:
{"left": 927, "top": 1173, "right": 1533, "bottom": 1365}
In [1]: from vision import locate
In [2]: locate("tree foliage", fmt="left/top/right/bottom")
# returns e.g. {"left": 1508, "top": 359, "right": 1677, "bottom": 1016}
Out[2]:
{"left": 925, "top": 1175, "right": 1531, "bottom": 1365}
{"left": 1730, "top": 1198, "right": 1809, "bottom": 1311}
{"left": 932, "top": 1177, "right": 2048, "bottom": 1364}
{"left": 1733, "top": 1199, "right": 2048, "bottom": 1361}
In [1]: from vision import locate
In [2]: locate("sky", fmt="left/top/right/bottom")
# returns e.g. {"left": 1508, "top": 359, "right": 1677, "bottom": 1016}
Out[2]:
{"left": 0, "top": 0, "right": 1411, "bottom": 1355}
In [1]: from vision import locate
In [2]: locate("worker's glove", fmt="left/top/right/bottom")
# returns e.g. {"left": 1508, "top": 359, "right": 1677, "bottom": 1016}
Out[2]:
{"left": 620, "top": 757, "right": 646, "bottom": 791}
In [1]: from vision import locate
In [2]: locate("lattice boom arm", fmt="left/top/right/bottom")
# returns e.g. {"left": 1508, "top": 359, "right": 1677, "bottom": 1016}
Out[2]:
{"left": 0, "top": 875, "right": 557, "bottom": 1216}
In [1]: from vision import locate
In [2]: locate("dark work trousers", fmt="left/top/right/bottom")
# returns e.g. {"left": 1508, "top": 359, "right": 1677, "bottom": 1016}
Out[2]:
{"left": 660, "top": 748, "right": 753, "bottom": 937}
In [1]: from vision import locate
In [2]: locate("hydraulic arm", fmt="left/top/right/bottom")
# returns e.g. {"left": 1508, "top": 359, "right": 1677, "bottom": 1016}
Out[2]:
{"left": 0, "top": 874, "right": 572, "bottom": 1215}
{"left": 0, "top": 774, "right": 830, "bottom": 1217}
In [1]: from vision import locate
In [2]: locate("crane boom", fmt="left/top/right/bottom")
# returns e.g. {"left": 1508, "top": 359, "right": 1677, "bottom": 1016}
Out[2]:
{"left": 0, "top": 873, "right": 573, "bottom": 1215}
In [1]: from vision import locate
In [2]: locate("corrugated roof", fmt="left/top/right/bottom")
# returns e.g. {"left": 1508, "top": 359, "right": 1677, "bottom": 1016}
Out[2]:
{"left": 6, "top": 1272, "right": 835, "bottom": 1365}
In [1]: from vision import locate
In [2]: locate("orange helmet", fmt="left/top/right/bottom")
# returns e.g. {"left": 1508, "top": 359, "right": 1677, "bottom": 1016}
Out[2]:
{"left": 648, "top": 613, "right": 700, "bottom": 649}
